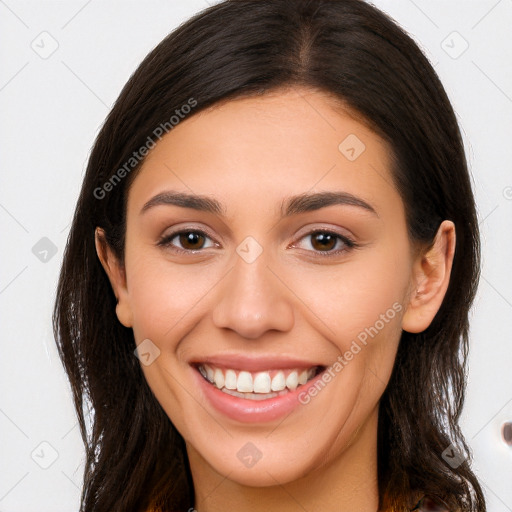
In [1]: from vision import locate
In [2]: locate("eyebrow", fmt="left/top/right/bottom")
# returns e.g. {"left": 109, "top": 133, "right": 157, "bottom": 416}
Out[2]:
{"left": 282, "top": 190, "right": 378, "bottom": 218}
{"left": 140, "top": 190, "right": 378, "bottom": 218}
{"left": 141, "top": 191, "right": 224, "bottom": 216}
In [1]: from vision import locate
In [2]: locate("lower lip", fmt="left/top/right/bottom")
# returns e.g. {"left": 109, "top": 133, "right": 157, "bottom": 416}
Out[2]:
{"left": 192, "top": 366, "right": 325, "bottom": 423}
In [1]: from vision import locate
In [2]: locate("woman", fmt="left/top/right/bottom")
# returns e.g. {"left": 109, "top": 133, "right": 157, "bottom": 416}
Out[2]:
{"left": 53, "top": 0, "right": 486, "bottom": 510}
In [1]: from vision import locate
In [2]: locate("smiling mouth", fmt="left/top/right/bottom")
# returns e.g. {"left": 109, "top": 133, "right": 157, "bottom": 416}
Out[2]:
{"left": 196, "top": 364, "right": 325, "bottom": 401}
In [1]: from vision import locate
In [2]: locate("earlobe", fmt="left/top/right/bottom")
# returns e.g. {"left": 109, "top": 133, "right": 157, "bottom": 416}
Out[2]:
{"left": 94, "top": 227, "right": 133, "bottom": 328}
{"left": 401, "top": 220, "right": 456, "bottom": 334}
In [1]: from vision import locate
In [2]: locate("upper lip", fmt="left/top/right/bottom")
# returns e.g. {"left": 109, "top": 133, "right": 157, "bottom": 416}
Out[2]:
{"left": 190, "top": 354, "right": 325, "bottom": 372}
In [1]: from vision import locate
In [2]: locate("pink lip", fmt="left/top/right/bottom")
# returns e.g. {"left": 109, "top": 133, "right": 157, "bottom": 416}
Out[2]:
{"left": 191, "top": 364, "right": 326, "bottom": 423}
{"left": 190, "top": 354, "right": 323, "bottom": 372}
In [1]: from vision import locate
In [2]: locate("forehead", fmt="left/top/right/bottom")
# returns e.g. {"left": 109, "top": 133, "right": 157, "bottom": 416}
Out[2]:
{"left": 127, "top": 87, "right": 402, "bottom": 221}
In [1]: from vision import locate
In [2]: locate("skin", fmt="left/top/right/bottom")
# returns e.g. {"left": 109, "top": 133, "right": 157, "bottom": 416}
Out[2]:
{"left": 96, "top": 86, "right": 455, "bottom": 512}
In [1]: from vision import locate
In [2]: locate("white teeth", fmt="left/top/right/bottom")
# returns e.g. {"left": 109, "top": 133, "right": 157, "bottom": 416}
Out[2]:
{"left": 205, "top": 364, "right": 214, "bottom": 382}
{"left": 198, "top": 364, "right": 320, "bottom": 395}
{"left": 213, "top": 368, "right": 225, "bottom": 389}
{"left": 285, "top": 371, "right": 299, "bottom": 390}
{"left": 253, "top": 372, "right": 271, "bottom": 393}
{"left": 270, "top": 371, "right": 286, "bottom": 391}
{"left": 298, "top": 369, "right": 308, "bottom": 385}
{"left": 237, "top": 371, "right": 253, "bottom": 392}
{"left": 224, "top": 369, "right": 237, "bottom": 390}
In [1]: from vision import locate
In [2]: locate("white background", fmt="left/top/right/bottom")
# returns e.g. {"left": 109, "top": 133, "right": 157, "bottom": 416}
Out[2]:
{"left": 1, "top": 1, "right": 511, "bottom": 510}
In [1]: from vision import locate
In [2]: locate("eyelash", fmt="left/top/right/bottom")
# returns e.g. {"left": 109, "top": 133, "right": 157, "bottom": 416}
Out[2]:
{"left": 157, "top": 228, "right": 358, "bottom": 257}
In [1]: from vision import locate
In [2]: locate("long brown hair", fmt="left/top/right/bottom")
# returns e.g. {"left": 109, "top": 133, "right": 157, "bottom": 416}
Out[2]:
{"left": 53, "top": 1, "right": 486, "bottom": 510}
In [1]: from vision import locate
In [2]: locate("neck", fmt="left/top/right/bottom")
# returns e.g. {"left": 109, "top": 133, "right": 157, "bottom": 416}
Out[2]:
{"left": 187, "top": 405, "right": 380, "bottom": 512}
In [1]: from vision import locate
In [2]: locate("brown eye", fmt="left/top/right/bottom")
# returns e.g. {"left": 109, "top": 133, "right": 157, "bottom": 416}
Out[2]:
{"left": 179, "top": 231, "right": 206, "bottom": 250}
{"left": 291, "top": 229, "right": 356, "bottom": 256}
{"left": 310, "top": 232, "right": 338, "bottom": 251}
{"left": 158, "top": 229, "right": 216, "bottom": 252}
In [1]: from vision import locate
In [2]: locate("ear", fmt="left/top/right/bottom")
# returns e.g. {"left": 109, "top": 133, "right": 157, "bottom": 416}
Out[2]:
{"left": 95, "top": 227, "right": 133, "bottom": 328}
{"left": 401, "top": 220, "right": 456, "bottom": 333}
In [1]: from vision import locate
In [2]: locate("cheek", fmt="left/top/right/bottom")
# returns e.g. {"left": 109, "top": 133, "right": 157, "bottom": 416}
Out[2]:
{"left": 288, "top": 242, "right": 409, "bottom": 346}
{"left": 125, "top": 250, "right": 224, "bottom": 341}
{"left": 281, "top": 240, "right": 408, "bottom": 404}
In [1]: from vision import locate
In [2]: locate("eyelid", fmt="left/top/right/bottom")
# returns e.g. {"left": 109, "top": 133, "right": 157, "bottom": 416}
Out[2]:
{"left": 290, "top": 223, "right": 357, "bottom": 245}
{"left": 291, "top": 222, "right": 356, "bottom": 240}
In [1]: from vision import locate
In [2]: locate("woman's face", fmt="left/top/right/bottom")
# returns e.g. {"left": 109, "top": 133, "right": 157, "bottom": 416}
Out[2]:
{"left": 103, "top": 87, "right": 443, "bottom": 487}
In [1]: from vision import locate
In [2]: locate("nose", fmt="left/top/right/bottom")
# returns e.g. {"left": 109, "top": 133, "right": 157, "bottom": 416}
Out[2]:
{"left": 212, "top": 250, "right": 295, "bottom": 339}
